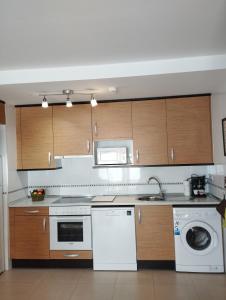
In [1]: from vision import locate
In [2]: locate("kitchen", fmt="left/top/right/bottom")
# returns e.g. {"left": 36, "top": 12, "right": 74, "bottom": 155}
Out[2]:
{"left": 1, "top": 1, "right": 226, "bottom": 299}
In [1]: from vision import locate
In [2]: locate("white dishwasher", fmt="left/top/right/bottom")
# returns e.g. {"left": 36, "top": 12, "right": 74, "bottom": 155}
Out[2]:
{"left": 91, "top": 207, "right": 137, "bottom": 271}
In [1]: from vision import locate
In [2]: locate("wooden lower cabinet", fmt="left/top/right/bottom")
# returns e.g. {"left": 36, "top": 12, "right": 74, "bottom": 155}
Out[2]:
{"left": 50, "top": 250, "right": 92, "bottom": 259}
{"left": 10, "top": 207, "right": 50, "bottom": 259}
{"left": 0, "top": 102, "right": 6, "bottom": 124}
{"left": 135, "top": 205, "right": 175, "bottom": 260}
{"left": 10, "top": 207, "right": 93, "bottom": 261}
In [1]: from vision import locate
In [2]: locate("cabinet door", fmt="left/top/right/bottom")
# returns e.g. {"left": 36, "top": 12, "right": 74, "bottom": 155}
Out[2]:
{"left": 132, "top": 100, "right": 168, "bottom": 165}
{"left": 20, "top": 107, "right": 55, "bottom": 169}
{"left": 13, "top": 215, "right": 49, "bottom": 259}
{"left": 0, "top": 102, "right": 6, "bottom": 124}
{"left": 92, "top": 102, "right": 132, "bottom": 140}
{"left": 53, "top": 105, "right": 92, "bottom": 156}
{"left": 135, "top": 206, "right": 175, "bottom": 260}
{"left": 166, "top": 96, "right": 213, "bottom": 164}
{"left": 16, "top": 108, "right": 22, "bottom": 169}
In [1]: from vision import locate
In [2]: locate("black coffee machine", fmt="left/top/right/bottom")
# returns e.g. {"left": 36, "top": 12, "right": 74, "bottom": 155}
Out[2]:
{"left": 190, "top": 175, "right": 207, "bottom": 198}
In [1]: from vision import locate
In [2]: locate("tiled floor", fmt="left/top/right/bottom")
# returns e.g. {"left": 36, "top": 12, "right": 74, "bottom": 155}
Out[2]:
{"left": 0, "top": 268, "right": 226, "bottom": 300}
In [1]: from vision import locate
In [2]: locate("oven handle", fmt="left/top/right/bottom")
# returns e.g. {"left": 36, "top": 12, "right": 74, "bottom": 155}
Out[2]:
{"left": 63, "top": 254, "right": 79, "bottom": 258}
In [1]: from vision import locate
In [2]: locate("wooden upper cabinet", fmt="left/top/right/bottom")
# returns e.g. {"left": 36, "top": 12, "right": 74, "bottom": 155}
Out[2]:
{"left": 16, "top": 108, "right": 22, "bottom": 169}
{"left": 0, "top": 102, "right": 6, "bottom": 124}
{"left": 10, "top": 207, "right": 50, "bottom": 259}
{"left": 53, "top": 105, "right": 92, "bottom": 156}
{"left": 135, "top": 205, "right": 175, "bottom": 261}
{"left": 132, "top": 100, "right": 168, "bottom": 165}
{"left": 19, "top": 107, "right": 56, "bottom": 169}
{"left": 166, "top": 96, "right": 213, "bottom": 164}
{"left": 92, "top": 102, "right": 132, "bottom": 140}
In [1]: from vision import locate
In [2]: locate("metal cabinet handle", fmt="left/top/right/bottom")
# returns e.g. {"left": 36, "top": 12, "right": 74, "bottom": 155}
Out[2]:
{"left": 24, "top": 210, "right": 40, "bottom": 214}
{"left": 86, "top": 140, "right": 90, "bottom": 153}
{"left": 94, "top": 122, "right": 98, "bottom": 136}
{"left": 63, "top": 254, "right": 79, "bottom": 257}
{"left": 171, "top": 148, "right": 174, "bottom": 161}
{"left": 43, "top": 217, "right": 46, "bottom": 232}
{"left": 136, "top": 150, "right": 139, "bottom": 162}
{"left": 48, "top": 152, "right": 51, "bottom": 167}
{"left": 138, "top": 208, "right": 141, "bottom": 224}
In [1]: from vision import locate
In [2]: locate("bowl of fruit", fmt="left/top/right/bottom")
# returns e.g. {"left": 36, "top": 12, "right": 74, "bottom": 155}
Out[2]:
{"left": 30, "top": 189, "right": 45, "bottom": 201}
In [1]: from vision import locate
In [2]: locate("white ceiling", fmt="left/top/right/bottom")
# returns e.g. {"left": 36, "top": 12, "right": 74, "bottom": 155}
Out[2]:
{"left": 0, "top": 0, "right": 226, "bottom": 104}
{"left": 1, "top": 70, "right": 226, "bottom": 105}
{"left": 0, "top": 0, "right": 226, "bottom": 70}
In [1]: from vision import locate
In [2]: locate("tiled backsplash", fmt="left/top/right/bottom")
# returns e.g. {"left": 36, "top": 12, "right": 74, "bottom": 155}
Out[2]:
{"left": 28, "top": 157, "right": 210, "bottom": 196}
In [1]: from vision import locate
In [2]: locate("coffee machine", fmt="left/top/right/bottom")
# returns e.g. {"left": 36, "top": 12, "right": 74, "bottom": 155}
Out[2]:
{"left": 190, "top": 175, "right": 207, "bottom": 198}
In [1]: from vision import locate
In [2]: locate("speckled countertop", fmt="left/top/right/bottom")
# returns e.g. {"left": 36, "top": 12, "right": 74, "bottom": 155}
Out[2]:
{"left": 8, "top": 194, "right": 220, "bottom": 208}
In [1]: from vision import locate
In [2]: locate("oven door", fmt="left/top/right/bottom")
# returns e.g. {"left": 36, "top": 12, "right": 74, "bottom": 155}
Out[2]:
{"left": 50, "top": 216, "right": 92, "bottom": 250}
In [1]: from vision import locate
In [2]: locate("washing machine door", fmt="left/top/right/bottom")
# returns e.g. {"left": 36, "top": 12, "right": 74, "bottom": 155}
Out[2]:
{"left": 181, "top": 221, "right": 218, "bottom": 255}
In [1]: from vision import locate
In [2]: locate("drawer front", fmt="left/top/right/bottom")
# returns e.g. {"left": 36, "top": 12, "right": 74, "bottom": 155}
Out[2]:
{"left": 50, "top": 250, "right": 93, "bottom": 260}
{"left": 14, "top": 207, "right": 49, "bottom": 216}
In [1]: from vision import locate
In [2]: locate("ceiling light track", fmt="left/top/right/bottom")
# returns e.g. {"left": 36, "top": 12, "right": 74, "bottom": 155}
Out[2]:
{"left": 39, "top": 89, "right": 99, "bottom": 108}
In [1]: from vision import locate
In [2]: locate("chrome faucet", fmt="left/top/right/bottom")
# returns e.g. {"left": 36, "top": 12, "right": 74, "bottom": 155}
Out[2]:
{"left": 147, "top": 176, "right": 165, "bottom": 199}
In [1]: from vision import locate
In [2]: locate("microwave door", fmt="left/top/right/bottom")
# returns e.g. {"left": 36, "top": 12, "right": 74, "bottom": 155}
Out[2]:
{"left": 97, "top": 147, "right": 128, "bottom": 165}
{"left": 99, "top": 151, "right": 118, "bottom": 164}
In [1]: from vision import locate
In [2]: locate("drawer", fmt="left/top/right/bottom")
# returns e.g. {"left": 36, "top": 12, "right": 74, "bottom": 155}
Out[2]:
{"left": 50, "top": 250, "right": 93, "bottom": 260}
{"left": 14, "top": 207, "right": 49, "bottom": 216}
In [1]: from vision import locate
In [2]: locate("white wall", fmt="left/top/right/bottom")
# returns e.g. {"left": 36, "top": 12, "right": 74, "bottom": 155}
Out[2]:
{"left": 208, "top": 93, "right": 226, "bottom": 199}
{"left": 5, "top": 105, "right": 28, "bottom": 202}
{"left": 211, "top": 93, "right": 226, "bottom": 165}
{"left": 3, "top": 105, "right": 28, "bottom": 270}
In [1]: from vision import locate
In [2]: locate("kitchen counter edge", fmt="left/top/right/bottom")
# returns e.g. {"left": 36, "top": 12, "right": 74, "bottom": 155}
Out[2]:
{"left": 8, "top": 195, "right": 220, "bottom": 208}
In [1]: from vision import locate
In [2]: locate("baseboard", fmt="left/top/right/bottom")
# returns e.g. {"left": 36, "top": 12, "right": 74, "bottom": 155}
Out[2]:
{"left": 137, "top": 260, "right": 175, "bottom": 270}
{"left": 12, "top": 259, "right": 93, "bottom": 268}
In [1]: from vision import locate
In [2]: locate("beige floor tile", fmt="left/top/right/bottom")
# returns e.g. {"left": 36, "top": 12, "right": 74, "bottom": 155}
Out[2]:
{"left": 79, "top": 269, "right": 118, "bottom": 284}
{"left": 113, "top": 283, "right": 154, "bottom": 300}
{"left": 0, "top": 281, "right": 34, "bottom": 300}
{"left": 152, "top": 270, "right": 193, "bottom": 285}
{"left": 190, "top": 272, "right": 226, "bottom": 287}
{"left": 31, "top": 279, "right": 77, "bottom": 300}
{"left": 40, "top": 268, "right": 85, "bottom": 282}
{"left": 70, "top": 282, "right": 115, "bottom": 300}
{"left": 0, "top": 268, "right": 226, "bottom": 300}
{"left": 116, "top": 270, "right": 154, "bottom": 284}
{"left": 192, "top": 278, "right": 226, "bottom": 300}
{"left": 0, "top": 268, "right": 47, "bottom": 284}
{"left": 154, "top": 283, "right": 199, "bottom": 300}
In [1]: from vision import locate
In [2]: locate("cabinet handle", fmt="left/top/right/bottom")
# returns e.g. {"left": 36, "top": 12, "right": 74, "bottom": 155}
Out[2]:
{"left": 94, "top": 122, "right": 98, "bottom": 136}
{"left": 24, "top": 210, "right": 40, "bottom": 214}
{"left": 43, "top": 217, "right": 46, "bottom": 232}
{"left": 171, "top": 148, "right": 174, "bottom": 161}
{"left": 48, "top": 152, "right": 51, "bottom": 167}
{"left": 63, "top": 254, "right": 79, "bottom": 258}
{"left": 138, "top": 208, "right": 141, "bottom": 224}
{"left": 86, "top": 140, "right": 90, "bottom": 153}
{"left": 136, "top": 150, "right": 139, "bottom": 162}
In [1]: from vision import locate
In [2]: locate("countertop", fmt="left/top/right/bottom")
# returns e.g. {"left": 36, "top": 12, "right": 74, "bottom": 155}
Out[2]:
{"left": 8, "top": 194, "right": 220, "bottom": 208}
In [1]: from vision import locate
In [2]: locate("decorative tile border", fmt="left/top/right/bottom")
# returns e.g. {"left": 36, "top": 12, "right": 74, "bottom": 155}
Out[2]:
{"left": 29, "top": 182, "right": 183, "bottom": 189}
{"left": 3, "top": 186, "right": 28, "bottom": 195}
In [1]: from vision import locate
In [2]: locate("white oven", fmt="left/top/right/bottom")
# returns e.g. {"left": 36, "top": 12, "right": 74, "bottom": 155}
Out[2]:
{"left": 49, "top": 206, "right": 92, "bottom": 251}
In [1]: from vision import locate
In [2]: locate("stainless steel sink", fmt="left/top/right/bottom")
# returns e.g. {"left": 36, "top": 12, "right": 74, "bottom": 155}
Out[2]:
{"left": 137, "top": 194, "right": 165, "bottom": 201}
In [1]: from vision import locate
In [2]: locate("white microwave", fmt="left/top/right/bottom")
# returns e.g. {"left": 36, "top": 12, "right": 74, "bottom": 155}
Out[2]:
{"left": 96, "top": 147, "right": 128, "bottom": 165}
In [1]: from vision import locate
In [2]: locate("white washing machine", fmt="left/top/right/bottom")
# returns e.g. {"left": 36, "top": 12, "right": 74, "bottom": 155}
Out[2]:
{"left": 173, "top": 207, "right": 224, "bottom": 273}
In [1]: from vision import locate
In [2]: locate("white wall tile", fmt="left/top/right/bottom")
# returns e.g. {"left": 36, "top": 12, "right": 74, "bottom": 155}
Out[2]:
{"left": 28, "top": 157, "right": 211, "bottom": 196}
